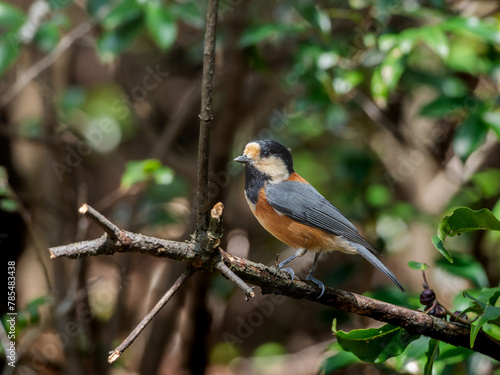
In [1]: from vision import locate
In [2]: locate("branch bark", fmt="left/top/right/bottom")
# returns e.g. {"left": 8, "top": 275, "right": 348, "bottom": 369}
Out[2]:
{"left": 49, "top": 230, "right": 197, "bottom": 262}
{"left": 196, "top": 0, "right": 219, "bottom": 236}
{"left": 108, "top": 267, "right": 195, "bottom": 364}
{"left": 49, "top": 214, "right": 500, "bottom": 361}
{"left": 219, "top": 251, "right": 500, "bottom": 360}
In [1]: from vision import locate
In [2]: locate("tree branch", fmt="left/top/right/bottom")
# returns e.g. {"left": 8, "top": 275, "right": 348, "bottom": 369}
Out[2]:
{"left": 49, "top": 209, "right": 500, "bottom": 361}
{"left": 196, "top": 0, "right": 219, "bottom": 236}
{"left": 219, "top": 250, "right": 500, "bottom": 361}
{"left": 49, "top": 227, "right": 197, "bottom": 262}
{"left": 108, "top": 267, "right": 195, "bottom": 364}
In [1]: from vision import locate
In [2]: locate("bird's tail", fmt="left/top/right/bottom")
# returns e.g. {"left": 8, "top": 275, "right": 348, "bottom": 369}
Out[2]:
{"left": 351, "top": 243, "right": 405, "bottom": 292}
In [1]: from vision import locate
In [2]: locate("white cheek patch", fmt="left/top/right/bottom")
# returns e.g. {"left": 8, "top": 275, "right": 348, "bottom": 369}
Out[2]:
{"left": 259, "top": 156, "right": 289, "bottom": 183}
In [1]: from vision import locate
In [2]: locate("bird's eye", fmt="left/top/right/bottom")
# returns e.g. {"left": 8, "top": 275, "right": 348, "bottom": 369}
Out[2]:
{"left": 262, "top": 150, "right": 270, "bottom": 158}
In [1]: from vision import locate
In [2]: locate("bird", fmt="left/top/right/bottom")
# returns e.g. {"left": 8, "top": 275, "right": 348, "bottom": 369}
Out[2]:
{"left": 234, "top": 139, "right": 405, "bottom": 298}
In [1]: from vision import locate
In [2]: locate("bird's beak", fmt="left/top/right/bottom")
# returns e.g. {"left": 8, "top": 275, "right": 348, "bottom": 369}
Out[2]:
{"left": 234, "top": 155, "right": 250, "bottom": 164}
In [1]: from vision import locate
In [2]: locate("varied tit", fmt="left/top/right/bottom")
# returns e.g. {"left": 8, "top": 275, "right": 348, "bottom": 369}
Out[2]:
{"left": 235, "top": 139, "right": 405, "bottom": 298}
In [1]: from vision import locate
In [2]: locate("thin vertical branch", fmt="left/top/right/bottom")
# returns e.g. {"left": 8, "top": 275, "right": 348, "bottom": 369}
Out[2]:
{"left": 108, "top": 267, "right": 195, "bottom": 363}
{"left": 196, "top": 0, "right": 219, "bottom": 235}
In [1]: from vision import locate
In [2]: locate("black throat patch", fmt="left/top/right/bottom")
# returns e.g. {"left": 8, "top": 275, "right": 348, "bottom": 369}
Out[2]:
{"left": 244, "top": 164, "right": 268, "bottom": 205}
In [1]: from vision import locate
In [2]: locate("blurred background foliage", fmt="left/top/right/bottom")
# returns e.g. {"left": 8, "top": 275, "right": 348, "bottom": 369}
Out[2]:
{"left": 1, "top": 0, "right": 500, "bottom": 374}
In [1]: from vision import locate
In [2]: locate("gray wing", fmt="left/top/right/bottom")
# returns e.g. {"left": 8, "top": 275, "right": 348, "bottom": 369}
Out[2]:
{"left": 265, "top": 180, "right": 380, "bottom": 255}
{"left": 266, "top": 180, "right": 405, "bottom": 292}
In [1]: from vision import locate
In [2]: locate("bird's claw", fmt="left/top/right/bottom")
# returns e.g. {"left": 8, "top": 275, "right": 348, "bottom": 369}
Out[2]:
{"left": 306, "top": 274, "right": 325, "bottom": 299}
{"left": 279, "top": 267, "right": 295, "bottom": 282}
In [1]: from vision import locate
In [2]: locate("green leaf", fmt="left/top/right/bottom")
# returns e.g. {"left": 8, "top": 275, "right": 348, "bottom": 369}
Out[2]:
{"left": 424, "top": 339, "right": 440, "bottom": 375}
{"left": 252, "top": 342, "right": 286, "bottom": 357}
{"left": 431, "top": 235, "right": 453, "bottom": 263}
{"left": 483, "top": 110, "right": 500, "bottom": 139}
{"left": 320, "top": 350, "right": 360, "bottom": 373}
{"left": 26, "top": 296, "right": 50, "bottom": 324}
{"left": 210, "top": 342, "right": 240, "bottom": 365}
{"left": 464, "top": 290, "right": 500, "bottom": 347}
{"left": 97, "top": 17, "right": 143, "bottom": 62}
{"left": 442, "top": 17, "right": 500, "bottom": 45}
{"left": 407, "top": 261, "right": 429, "bottom": 271}
{"left": 422, "top": 26, "right": 449, "bottom": 59}
{"left": 453, "top": 114, "right": 489, "bottom": 162}
{"left": 121, "top": 159, "right": 164, "bottom": 189}
{"left": 335, "top": 324, "right": 420, "bottom": 363}
{"left": 0, "top": 198, "right": 19, "bottom": 212}
{"left": 0, "top": 2, "right": 26, "bottom": 30}
{"left": 239, "top": 24, "right": 305, "bottom": 48}
{"left": 437, "top": 342, "right": 474, "bottom": 362}
{"left": 436, "top": 253, "right": 488, "bottom": 288}
{"left": 438, "top": 207, "right": 500, "bottom": 240}
{"left": 0, "top": 33, "right": 21, "bottom": 77}
{"left": 34, "top": 22, "right": 60, "bottom": 52}
{"left": 171, "top": 1, "right": 203, "bottom": 29}
{"left": 145, "top": 3, "right": 177, "bottom": 50}
{"left": 292, "top": 3, "right": 330, "bottom": 33}
{"left": 433, "top": 207, "right": 500, "bottom": 263}
{"left": 153, "top": 166, "right": 174, "bottom": 185}
{"left": 419, "top": 97, "right": 467, "bottom": 118}
{"left": 47, "top": 0, "right": 72, "bottom": 10}
{"left": 101, "top": 0, "right": 142, "bottom": 30}
{"left": 371, "top": 47, "right": 404, "bottom": 108}
{"left": 397, "top": 28, "right": 419, "bottom": 54}
{"left": 471, "top": 169, "right": 500, "bottom": 198}
{"left": 87, "top": 0, "right": 112, "bottom": 19}
{"left": 378, "top": 33, "right": 399, "bottom": 53}
{"left": 392, "top": 336, "right": 430, "bottom": 371}
{"left": 446, "top": 38, "right": 489, "bottom": 74}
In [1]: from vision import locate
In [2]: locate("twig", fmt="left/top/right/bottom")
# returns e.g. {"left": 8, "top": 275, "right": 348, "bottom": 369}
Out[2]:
{"left": 108, "top": 267, "right": 195, "bottom": 363}
{"left": 0, "top": 20, "right": 95, "bottom": 106}
{"left": 216, "top": 261, "right": 255, "bottom": 300}
{"left": 437, "top": 300, "right": 473, "bottom": 326}
{"left": 79, "top": 204, "right": 123, "bottom": 242}
{"left": 196, "top": 0, "right": 219, "bottom": 234}
{"left": 209, "top": 203, "right": 255, "bottom": 299}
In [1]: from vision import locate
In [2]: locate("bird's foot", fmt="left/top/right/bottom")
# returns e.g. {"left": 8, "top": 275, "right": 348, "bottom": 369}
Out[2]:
{"left": 305, "top": 274, "right": 325, "bottom": 299}
{"left": 279, "top": 267, "right": 295, "bottom": 282}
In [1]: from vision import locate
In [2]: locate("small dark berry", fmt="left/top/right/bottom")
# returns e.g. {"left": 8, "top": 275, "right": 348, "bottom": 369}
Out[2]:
{"left": 430, "top": 304, "right": 446, "bottom": 318}
{"left": 420, "top": 288, "right": 436, "bottom": 306}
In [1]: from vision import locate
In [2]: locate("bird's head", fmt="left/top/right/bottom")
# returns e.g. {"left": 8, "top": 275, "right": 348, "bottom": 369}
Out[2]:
{"left": 235, "top": 139, "right": 294, "bottom": 183}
